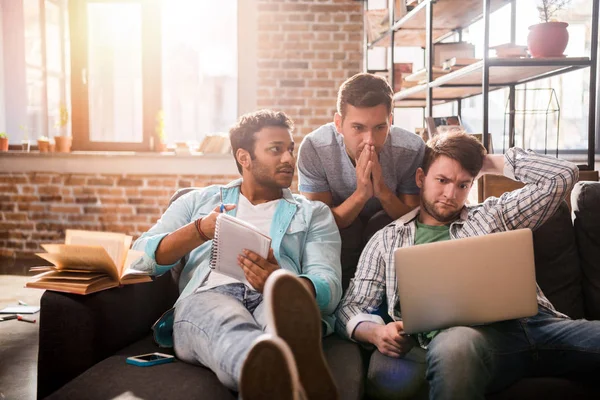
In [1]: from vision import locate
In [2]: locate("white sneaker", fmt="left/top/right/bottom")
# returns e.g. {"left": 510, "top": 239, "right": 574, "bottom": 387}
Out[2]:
{"left": 264, "top": 270, "right": 339, "bottom": 400}
{"left": 240, "top": 334, "right": 305, "bottom": 400}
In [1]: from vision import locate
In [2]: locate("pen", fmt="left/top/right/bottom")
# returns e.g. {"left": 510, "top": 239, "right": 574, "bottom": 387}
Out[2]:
{"left": 0, "top": 315, "right": 17, "bottom": 322}
{"left": 17, "top": 314, "right": 36, "bottom": 323}
{"left": 220, "top": 203, "right": 225, "bottom": 213}
{"left": 18, "top": 300, "right": 28, "bottom": 306}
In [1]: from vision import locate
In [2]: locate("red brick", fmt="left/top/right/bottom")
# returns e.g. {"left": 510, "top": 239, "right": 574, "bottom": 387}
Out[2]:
{"left": 88, "top": 178, "right": 115, "bottom": 186}
{"left": 67, "top": 215, "right": 97, "bottom": 223}
{"left": 121, "top": 215, "right": 150, "bottom": 223}
{"left": 18, "top": 203, "right": 46, "bottom": 212}
{"left": 73, "top": 187, "right": 96, "bottom": 195}
{"left": 98, "top": 215, "right": 119, "bottom": 223}
{"left": 118, "top": 178, "right": 144, "bottom": 187}
{"left": 97, "top": 187, "right": 124, "bottom": 196}
{"left": 31, "top": 173, "right": 54, "bottom": 184}
{"left": 13, "top": 195, "right": 39, "bottom": 203}
{"left": 0, "top": 185, "right": 18, "bottom": 193}
{"left": 0, "top": 175, "right": 28, "bottom": 184}
{"left": 136, "top": 206, "right": 161, "bottom": 215}
{"left": 4, "top": 212, "right": 28, "bottom": 221}
{"left": 40, "top": 195, "right": 63, "bottom": 202}
{"left": 139, "top": 189, "right": 170, "bottom": 197}
{"left": 38, "top": 186, "right": 61, "bottom": 195}
{"left": 49, "top": 205, "right": 82, "bottom": 214}
{"left": 0, "top": 203, "right": 14, "bottom": 212}
{"left": 64, "top": 175, "right": 87, "bottom": 186}
{"left": 99, "top": 197, "right": 126, "bottom": 204}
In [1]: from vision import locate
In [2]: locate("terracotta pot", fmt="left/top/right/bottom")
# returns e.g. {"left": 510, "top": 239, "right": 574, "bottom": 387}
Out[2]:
{"left": 155, "top": 141, "right": 167, "bottom": 152}
{"left": 38, "top": 139, "right": 49, "bottom": 152}
{"left": 0, "top": 137, "right": 8, "bottom": 151}
{"left": 527, "top": 22, "right": 569, "bottom": 58}
{"left": 54, "top": 135, "right": 72, "bottom": 153}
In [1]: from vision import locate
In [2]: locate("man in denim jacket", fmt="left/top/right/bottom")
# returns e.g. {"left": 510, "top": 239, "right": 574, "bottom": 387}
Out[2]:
{"left": 337, "top": 131, "right": 600, "bottom": 399}
{"left": 131, "top": 110, "right": 342, "bottom": 399}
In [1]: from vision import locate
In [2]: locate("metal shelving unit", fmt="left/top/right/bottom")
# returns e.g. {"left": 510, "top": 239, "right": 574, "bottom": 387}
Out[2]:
{"left": 363, "top": 0, "right": 599, "bottom": 171}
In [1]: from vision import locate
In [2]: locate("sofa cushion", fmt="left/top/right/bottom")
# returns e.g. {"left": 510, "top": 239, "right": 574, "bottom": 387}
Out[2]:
{"left": 532, "top": 202, "right": 584, "bottom": 319}
{"left": 571, "top": 182, "right": 600, "bottom": 320}
{"left": 46, "top": 334, "right": 364, "bottom": 400}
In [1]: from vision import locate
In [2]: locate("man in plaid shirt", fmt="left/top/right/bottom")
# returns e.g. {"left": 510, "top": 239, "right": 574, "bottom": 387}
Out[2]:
{"left": 336, "top": 131, "right": 600, "bottom": 399}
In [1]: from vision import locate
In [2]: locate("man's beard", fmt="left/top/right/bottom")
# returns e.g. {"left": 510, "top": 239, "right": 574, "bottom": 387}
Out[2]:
{"left": 250, "top": 159, "right": 293, "bottom": 189}
{"left": 420, "top": 195, "right": 461, "bottom": 224}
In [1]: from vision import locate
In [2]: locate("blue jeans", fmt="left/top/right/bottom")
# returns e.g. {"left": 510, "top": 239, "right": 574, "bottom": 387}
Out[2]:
{"left": 426, "top": 307, "right": 600, "bottom": 400}
{"left": 173, "top": 283, "right": 265, "bottom": 391}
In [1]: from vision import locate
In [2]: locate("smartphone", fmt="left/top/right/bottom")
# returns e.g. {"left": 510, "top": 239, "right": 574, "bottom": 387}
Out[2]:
{"left": 126, "top": 352, "right": 175, "bottom": 367}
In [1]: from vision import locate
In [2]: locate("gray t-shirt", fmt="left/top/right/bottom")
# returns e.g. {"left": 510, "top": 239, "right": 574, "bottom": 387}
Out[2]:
{"left": 297, "top": 123, "right": 425, "bottom": 219}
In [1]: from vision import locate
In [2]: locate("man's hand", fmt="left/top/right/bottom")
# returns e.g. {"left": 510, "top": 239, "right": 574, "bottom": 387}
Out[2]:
{"left": 199, "top": 204, "right": 236, "bottom": 239}
{"left": 373, "top": 321, "right": 415, "bottom": 358}
{"left": 370, "top": 151, "right": 392, "bottom": 200}
{"left": 355, "top": 144, "right": 374, "bottom": 202}
{"left": 238, "top": 248, "right": 281, "bottom": 292}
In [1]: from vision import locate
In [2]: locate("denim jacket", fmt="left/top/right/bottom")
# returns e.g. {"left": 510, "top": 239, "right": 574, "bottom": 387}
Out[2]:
{"left": 131, "top": 179, "right": 342, "bottom": 347}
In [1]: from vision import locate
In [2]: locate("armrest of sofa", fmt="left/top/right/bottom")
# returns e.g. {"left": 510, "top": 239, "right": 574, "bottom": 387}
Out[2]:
{"left": 572, "top": 181, "right": 600, "bottom": 320}
{"left": 37, "top": 272, "right": 179, "bottom": 399}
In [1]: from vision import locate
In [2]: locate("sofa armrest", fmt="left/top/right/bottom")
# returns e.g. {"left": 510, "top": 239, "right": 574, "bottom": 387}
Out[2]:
{"left": 572, "top": 181, "right": 600, "bottom": 320}
{"left": 37, "top": 272, "right": 179, "bottom": 399}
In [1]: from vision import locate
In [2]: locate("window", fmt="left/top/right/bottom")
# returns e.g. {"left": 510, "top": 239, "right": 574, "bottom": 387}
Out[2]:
{"left": 0, "top": 0, "right": 70, "bottom": 144}
{"left": 1, "top": 0, "right": 239, "bottom": 151}
{"left": 69, "top": 0, "right": 238, "bottom": 151}
{"left": 161, "top": 0, "right": 238, "bottom": 148}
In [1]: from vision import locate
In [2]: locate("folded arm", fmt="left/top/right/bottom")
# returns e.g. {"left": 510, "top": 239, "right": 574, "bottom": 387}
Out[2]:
{"left": 478, "top": 148, "right": 579, "bottom": 232}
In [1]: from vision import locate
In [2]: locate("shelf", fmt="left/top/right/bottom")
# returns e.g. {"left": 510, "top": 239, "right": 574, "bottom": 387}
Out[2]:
{"left": 393, "top": 57, "right": 592, "bottom": 107}
{"left": 369, "top": 0, "right": 511, "bottom": 48}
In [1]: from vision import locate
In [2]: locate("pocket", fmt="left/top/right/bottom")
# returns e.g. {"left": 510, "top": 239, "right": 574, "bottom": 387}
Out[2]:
{"left": 287, "top": 220, "right": 308, "bottom": 235}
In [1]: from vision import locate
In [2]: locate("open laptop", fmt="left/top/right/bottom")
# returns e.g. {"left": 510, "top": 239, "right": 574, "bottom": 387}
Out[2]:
{"left": 395, "top": 228, "right": 538, "bottom": 335}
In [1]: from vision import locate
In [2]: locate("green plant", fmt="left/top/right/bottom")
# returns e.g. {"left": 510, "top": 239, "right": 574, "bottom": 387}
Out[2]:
{"left": 155, "top": 110, "right": 167, "bottom": 142}
{"left": 38, "top": 135, "right": 49, "bottom": 141}
{"left": 0, "top": 132, "right": 7, "bottom": 139}
{"left": 57, "top": 104, "right": 69, "bottom": 128}
{"left": 537, "top": 0, "right": 571, "bottom": 23}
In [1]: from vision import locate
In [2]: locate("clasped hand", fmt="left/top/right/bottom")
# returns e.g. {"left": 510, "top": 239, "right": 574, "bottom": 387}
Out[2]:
{"left": 374, "top": 321, "right": 415, "bottom": 358}
{"left": 355, "top": 143, "right": 388, "bottom": 201}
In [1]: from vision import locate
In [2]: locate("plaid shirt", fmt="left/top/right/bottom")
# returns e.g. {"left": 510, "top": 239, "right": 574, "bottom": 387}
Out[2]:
{"left": 335, "top": 148, "right": 579, "bottom": 347}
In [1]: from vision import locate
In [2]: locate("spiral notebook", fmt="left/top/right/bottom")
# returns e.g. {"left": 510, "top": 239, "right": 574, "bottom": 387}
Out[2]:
{"left": 209, "top": 213, "right": 272, "bottom": 283}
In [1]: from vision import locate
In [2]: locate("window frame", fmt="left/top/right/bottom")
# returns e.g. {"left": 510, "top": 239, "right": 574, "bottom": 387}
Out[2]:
{"left": 68, "top": 0, "right": 161, "bottom": 151}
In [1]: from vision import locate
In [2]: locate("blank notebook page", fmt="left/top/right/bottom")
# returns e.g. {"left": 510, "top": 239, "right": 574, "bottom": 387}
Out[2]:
{"left": 210, "top": 213, "right": 272, "bottom": 283}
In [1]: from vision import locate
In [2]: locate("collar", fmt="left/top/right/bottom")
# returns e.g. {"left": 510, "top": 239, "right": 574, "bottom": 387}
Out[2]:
{"left": 221, "top": 178, "right": 298, "bottom": 205}
{"left": 396, "top": 206, "right": 470, "bottom": 226}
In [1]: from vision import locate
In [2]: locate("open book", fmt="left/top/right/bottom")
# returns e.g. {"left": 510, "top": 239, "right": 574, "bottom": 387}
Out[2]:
{"left": 210, "top": 213, "right": 272, "bottom": 286}
{"left": 26, "top": 229, "right": 151, "bottom": 295}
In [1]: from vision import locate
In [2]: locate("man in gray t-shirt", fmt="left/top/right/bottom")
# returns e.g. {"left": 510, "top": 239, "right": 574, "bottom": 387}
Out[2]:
{"left": 297, "top": 73, "right": 425, "bottom": 291}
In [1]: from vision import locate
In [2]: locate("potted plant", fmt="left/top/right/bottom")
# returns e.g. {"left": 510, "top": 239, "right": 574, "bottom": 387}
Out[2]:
{"left": 54, "top": 104, "right": 71, "bottom": 153}
{"left": 528, "top": 0, "right": 571, "bottom": 58}
{"left": 37, "top": 135, "right": 50, "bottom": 152}
{"left": 0, "top": 132, "right": 8, "bottom": 151}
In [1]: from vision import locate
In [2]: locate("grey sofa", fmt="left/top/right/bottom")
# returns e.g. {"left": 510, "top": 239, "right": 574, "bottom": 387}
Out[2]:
{"left": 38, "top": 182, "right": 600, "bottom": 399}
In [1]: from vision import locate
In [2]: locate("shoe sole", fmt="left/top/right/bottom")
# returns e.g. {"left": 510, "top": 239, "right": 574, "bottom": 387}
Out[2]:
{"left": 240, "top": 335, "right": 300, "bottom": 400}
{"left": 265, "top": 270, "right": 339, "bottom": 400}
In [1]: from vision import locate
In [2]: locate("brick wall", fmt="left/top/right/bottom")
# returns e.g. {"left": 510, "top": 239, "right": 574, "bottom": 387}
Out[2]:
{"left": 0, "top": 172, "right": 240, "bottom": 259}
{"left": 256, "top": 0, "right": 363, "bottom": 136}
